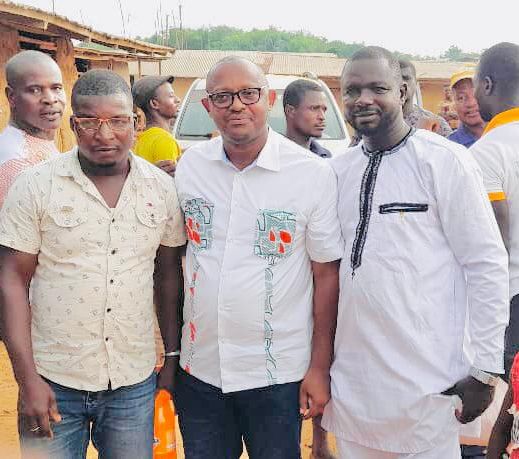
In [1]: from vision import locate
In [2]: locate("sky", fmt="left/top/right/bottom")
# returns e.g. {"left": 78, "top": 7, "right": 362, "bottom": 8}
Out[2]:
{"left": 17, "top": 0, "right": 519, "bottom": 57}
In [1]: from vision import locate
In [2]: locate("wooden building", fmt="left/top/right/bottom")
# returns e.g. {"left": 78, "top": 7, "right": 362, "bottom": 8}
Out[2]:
{"left": 0, "top": 1, "right": 172, "bottom": 151}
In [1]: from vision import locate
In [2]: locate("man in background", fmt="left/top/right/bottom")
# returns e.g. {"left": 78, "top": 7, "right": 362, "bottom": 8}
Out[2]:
{"left": 471, "top": 42, "right": 519, "bottom": 382}
{"left": 283, "top": 78, "right": 331, "bottom": 158}
{"left": 449, "top": 69, "right": 486, "bottom": 148}
{"left": 399, "top": 58, "right": 452, "bottom": 137}
{"left": 284, "top": 77, "right": 335, "bottom": 459}
{"left": 132, "top": 75, "right": 181, "bottom": 172}
{"left": 0, "top": 50, "right": 65, "bottom": 207}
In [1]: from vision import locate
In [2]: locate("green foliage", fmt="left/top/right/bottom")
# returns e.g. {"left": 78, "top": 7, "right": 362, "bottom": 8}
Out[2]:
{"left": 142, "top": 25, "right": 367, "bottom": 57}
{"left": 139, "top": 26, "right": 479, "bottom": 61}
{"left": 441, "top": 44, "right": 479, "bottom": 62}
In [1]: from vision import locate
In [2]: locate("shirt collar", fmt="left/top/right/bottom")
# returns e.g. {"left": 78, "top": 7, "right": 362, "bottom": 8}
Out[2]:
{"left": 208, "top": 129, "right": 280, "bottom": 172}
{"left": 483, "top": 107, "right": 519, "bottom": 135}
{"left": 361, "top": 127, "right": 416, "bottom": 158}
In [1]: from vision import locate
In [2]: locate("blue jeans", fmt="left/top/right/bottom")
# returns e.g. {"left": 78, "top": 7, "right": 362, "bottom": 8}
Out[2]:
{"left": 20, "top": 373, "right": 156, "bottom": 459}
{"left": 175, "top": 369, "right": 302, "bottom": 459}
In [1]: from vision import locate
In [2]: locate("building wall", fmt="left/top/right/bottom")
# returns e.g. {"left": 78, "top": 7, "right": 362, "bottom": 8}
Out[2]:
{"left": 0, "top": 24, "right": 20, "bottom": 132}
{"left": 173, "top": 77, "right": 196, "bottom": 101}
{"left": 419, "top": 79, "right": 449, "bottom": 115}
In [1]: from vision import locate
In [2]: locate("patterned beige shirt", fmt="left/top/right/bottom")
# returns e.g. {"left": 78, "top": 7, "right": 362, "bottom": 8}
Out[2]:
{"left": 0, "top": 149, "right": 186, "bottom": 391}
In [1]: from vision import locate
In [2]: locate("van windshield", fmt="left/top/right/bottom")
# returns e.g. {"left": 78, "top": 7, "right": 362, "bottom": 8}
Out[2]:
{"left": 176, "top": 89, "right": 345, "bottom": 140}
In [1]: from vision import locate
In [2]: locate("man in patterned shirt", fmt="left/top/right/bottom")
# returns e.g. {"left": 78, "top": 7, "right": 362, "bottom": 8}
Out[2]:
{"left": 399, "top": 58, "right": 453, "bottom": 137}
{"left": 0, "top": 70, "right": 185, "bottom": 459}
{"left": 0, "top": 50, "right": 65, "bottom": 207}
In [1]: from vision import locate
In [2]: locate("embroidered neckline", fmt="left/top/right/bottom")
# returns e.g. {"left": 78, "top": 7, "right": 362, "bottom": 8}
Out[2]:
{"left": 350, "top": 151, "right": 384, "bottom": 275}
{"left": 361, "top": 127, "right": 415, "bottom": 158}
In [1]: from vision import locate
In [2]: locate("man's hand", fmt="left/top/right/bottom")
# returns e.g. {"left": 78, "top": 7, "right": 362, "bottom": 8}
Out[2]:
{"left": 19, "top": 375, "right": 61, "bottom": 438}
{"left": 442, "top": 375, "right": 495, "bottom": 424}
{"left": 155, "top": 160, "right": 176, "bottom": 177}
{"left": 156, "top": 357, "right": 178, "bottom": 397}
{"left": 299, "top": 366, "right": 331, "bottom": 420}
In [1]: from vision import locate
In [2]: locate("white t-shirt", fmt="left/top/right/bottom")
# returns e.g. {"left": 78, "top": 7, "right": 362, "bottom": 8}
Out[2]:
{"left": 175, "top": 129, "right": 344, "bottom": 393}
{"left": 471, "top": 121, "right": 519, "bottom": 298}
{"left": 0, "top": 124, "right": 58, "bottom": 208}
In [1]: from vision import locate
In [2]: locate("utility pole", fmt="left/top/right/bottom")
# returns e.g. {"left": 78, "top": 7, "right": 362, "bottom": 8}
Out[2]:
{"left": 117, "top": 0, "right": 126, "bottom": 37}
{"left": 51, "top": 0, "right": 55, "bottom": 14}
{"left": 178, "top": 2, "right": 183, "bottom": 49}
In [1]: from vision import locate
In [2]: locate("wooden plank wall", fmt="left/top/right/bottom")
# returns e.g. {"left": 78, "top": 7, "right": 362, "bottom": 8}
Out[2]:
{"left": 0, "top": 24, "right": 20, "bottom": 132}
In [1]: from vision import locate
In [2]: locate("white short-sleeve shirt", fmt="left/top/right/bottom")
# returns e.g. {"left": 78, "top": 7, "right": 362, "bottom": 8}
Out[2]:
{"left": 471, "top": 121, "right": 519, "bottom": 297}
{"left": 175, "top": 130, "right": 344, "bottom": 393}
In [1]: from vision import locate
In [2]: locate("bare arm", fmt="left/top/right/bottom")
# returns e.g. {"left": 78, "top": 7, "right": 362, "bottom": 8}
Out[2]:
{"left": 0, "top": 246, "right": 60, "bottom": 438}
{"left": 492, "top": 199, "right": 510, "bottom": 253}
{"left": 155, "top": 244, "right": 182, "bottom": 395}
{"left": 487, "top": 384, "right": 513, "bottom": 459}
{"left": 299, "top": 259, "right": 340, "bottom": 419}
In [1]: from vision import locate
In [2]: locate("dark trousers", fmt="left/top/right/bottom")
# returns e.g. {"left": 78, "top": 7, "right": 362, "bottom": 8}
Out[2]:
{"left": 175, "top": 369, "right": 302, "bottom": 459}
{"left": 460, "top": 445, "right": 486, "bottom": 458}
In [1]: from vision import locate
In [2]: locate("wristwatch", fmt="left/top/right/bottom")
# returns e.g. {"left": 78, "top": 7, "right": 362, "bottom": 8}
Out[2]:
{"left": 469, "top": 367, "right": 500, "bottom": 387}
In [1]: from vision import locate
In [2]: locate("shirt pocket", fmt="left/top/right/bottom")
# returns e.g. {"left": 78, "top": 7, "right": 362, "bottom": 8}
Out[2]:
{"left": 373, "top": 201, "right": 432, "bottom": 225}
{"left": 134, "top": 199, "right": 168, "bottom": 248}
{"left": 254, "top": 209, "right": 297, "bottom": 266}
{"left": 44, "top": 202, "right": 89, "bottom": 259}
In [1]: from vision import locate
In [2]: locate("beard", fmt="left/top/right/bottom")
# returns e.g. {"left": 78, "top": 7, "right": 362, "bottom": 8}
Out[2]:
{"left": 347, "top": 108, "right": 399, "bottom": 138}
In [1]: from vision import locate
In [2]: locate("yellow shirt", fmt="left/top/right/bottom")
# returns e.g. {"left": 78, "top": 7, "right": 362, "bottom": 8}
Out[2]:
{"left": 133, "top": 126, "right": 181, "bottom": 164}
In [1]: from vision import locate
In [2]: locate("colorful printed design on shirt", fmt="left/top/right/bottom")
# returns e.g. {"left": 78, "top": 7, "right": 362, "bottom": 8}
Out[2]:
{"left": 182, "top": 197, "right": 214, "bottom": 375}
{"left": 184, "top": 260, "right": 200, "bottom": 375}
{"left": 254, "top": 210, "right": 296, "bottom": 266}
{"left": 255, "top": 209, "right": 296, "bottom": 385}
{"left": 183, "top": 198, "right": 214, "bottom": 252}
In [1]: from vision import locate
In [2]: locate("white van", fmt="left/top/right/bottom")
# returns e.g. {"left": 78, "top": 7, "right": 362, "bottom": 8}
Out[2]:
{"left": 172, "top": 75, "right": 351, "bottom": 156}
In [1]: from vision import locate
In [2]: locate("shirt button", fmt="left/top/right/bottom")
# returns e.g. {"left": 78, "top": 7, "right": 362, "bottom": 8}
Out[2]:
{"left": 112, "top": 218, "right": 115, "bottom": 223}
{"left": 111, "top": 249, "right": 117, "bottom": 255}
{"left": 109, "top": 279, "right": 114, "bottom": 284}
{"left": 107, "top": 308, "right": 112, "bottom": 313}
{"left": 105, "top": 337, "right": 109, "bottom": 342}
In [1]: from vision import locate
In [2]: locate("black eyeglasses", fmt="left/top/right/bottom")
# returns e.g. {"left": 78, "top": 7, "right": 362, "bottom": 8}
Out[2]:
{"left": 207, "top": 86, "right": 267, "bottom": 109}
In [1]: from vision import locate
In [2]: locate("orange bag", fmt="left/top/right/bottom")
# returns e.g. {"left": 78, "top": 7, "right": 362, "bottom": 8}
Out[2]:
{"left": 154, "top": 390, "right": 177, "bottom": 459}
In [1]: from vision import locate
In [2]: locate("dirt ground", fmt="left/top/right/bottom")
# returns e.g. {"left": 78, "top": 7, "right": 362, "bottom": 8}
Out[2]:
{"left": 0, "top": 344, "right": 336, "bottom": 458}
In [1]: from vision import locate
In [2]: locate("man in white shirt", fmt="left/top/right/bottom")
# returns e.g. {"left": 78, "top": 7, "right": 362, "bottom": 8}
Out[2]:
{"left": 0, "top": 50, "right": 64, "bottom": 207}
{"left": 174, "top": 56, "right": 343, "bottom": 459}
{"left": 471, "top": 42, "right": 519, "bottom": 382}
{"left": 322, "top": 46, "right": 509, "bottom": 459}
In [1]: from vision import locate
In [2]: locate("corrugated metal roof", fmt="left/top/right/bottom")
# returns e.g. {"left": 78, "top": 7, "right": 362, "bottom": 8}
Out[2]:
{"left": 161, "top": 49, "right": 344, "bottom": 78}
{"left": 413, "top": 61, "right": 476, "bottom": 80}
{"left": 0, "top": 0, "right": 173, "bottom": 56}
{"left": 160, "top": 49, "right": 473, "bottom": 81}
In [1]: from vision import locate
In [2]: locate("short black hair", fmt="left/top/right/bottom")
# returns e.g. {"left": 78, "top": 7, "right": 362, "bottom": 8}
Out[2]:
{"left": 398, "top": 58, "right": 416, "bottom": 78}
{"left": 283, "top": 79, "right": 323, "bottom": 109}
{"left": 71, "top": 69, "right": 132, "bottom": 111}
{"left": 342, "top": 46, "right": 402, "bottom": 83}
{"left": 478, "top": 42, "right": 519, "bottom": 95}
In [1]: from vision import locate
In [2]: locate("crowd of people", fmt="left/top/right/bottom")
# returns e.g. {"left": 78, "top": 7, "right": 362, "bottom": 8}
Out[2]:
{"left": 0, "top": 40, "right": 519, "bottom": 459}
